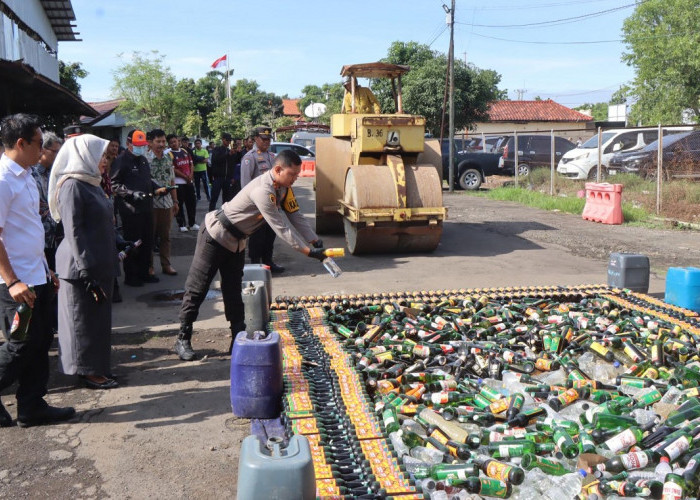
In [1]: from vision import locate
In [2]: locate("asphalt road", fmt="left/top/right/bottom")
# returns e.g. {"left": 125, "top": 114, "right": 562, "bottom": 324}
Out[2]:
{"left": 1, "top": 177, "right": 697, "bottom": 498}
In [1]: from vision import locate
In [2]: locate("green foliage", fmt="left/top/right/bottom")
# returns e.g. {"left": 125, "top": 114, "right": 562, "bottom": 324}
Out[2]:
{"left": 183, "top": 110, "right": 203, "bottom": 138}
{"left": 273, "top": 116, "right": 297, "bottom": 141}
{"left": 112, "top": 51, "right": 191, "bottom": 132}
{"left": 59, "top": 61, "right": 88, "bottom": 96}
{"left": 207, "top": 99, "right": 248, "bottom": 139}
{"left": 477, "top": 186, "right": 650, "bottom": 222}
{"left": 574, "top": 103, "right": 607, "bottom": 121}
{"left": 373, "top": 41, "right": 506, "bottom": 134}
{"left": 231, "top": 79, "right": 283, "bottom": 132}
{"left": 298, "top": 83, "right": 344, "bottom": 124}
{"left": 622, "top": 0, "right": 700, "bottom": 124}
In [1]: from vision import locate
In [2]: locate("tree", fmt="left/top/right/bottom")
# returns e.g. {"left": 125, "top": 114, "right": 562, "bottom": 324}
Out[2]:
{"left": 59, "top": 61, "right": 88, "bottom": 96}
{"left": 231, "top": 79, "right": 283, "bottom": 132}
{"left": 622, "top": 0, "right": 700, "bottom": 124}
{"left": 298, "top": 82, "right": 344, "bottom": 124}
{"left": 111, "top": 51, "right": 189, "bottom": 132}
{"left": 207, "top": 99, "right": 248, "bottom": 139}
{"left": 373, "top": 41, "right": 507, "bottom": 134}
{"left": 574, "top": 102, "right": 608, "bottom": 121}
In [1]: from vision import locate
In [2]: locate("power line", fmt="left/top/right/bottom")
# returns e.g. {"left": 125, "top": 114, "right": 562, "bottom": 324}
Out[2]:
{"left": 461, "top": 0, "right": 619, "bottom": 11}
{"left": 427, "top": 25, "right": 448, "bottom": 47}
{"left": 455, "top": 2, "right": 637, "bottom": 29}
{"left": 464, "top": 29, "right": 688, "bottom": 45}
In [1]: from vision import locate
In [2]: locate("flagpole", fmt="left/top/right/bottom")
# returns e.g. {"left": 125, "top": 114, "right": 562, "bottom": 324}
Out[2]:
{"left": 226, "top": 53, "right": 232, "bottom": 115}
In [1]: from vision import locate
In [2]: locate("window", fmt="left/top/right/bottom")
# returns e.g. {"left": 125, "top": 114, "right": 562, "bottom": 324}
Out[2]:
{"left": 528, "top": 136, "right": 550, "bottom": 153}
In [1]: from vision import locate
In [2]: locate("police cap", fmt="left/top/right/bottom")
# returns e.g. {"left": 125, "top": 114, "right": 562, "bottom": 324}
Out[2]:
{"left": 253, "top": 126, "right": 272, "bottom": 138}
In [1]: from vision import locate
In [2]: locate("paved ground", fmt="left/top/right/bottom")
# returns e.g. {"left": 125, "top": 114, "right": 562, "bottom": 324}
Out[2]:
{"left": 1, "top": 177, "right": 697, "bottom": 498}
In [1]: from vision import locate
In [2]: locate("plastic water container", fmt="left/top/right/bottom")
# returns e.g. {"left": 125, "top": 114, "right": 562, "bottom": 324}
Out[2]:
{"left": 243, "top": 264, "right": 272, "bottom": 305}
{"left": 665, "top": 267, "right": 700, "bottom": 312}
{"left": 230, "top": 330, "right": 282, "bottom": 418}
{"left": 237, "top": 436, "right": 315, "bottom": 500}
{"left": 242, "top": 280, "right": 269, "bottom": 334}
{"left": 607, "top": 252, "right": 650, "bottom": 293}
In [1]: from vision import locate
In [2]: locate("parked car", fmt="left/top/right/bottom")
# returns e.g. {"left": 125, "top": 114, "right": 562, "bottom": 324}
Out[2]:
{"left": 269, "top": 142, "right": 315, "bottom": 160}
{"left": 290, "top": 131, "right": 330, "bottom": 153}
{"left": 439, "top": 137, "right": 470, "bottom": 171}
{"left": 557, "top": 127, "right": 691, "bottom": 180}
{"left": 441, "top": 149, "right": 504, "bottom": 190}
{"left": 496, "top": 135, "right": 576, "bottom": 176}
{"left": 608, "top": 130, "right": 700, "bottom": 180}
{"left": 466, "top": 136, "right": 500, "bottom": 153}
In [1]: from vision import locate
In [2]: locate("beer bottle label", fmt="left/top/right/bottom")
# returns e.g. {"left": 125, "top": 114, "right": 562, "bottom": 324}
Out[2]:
{"left": 661, "top": 482, "right": 683, "bottom": 500}
{"left": 486, "top": 461, "right": 511, "bottom": 481}
{"left": 605, "top": 429, "right": 638, "bottom": 453}
{"left": 664, "top": 436, "right": 690, "bottom": 461}
{"left": 478, "top": 478, "right": 510, "bottom": 498}
{"left": 621, "top": 451, "right": 649, "bottom": 470}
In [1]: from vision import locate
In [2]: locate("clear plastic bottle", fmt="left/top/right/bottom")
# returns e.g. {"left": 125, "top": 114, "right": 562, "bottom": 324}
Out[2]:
{"left": 390, "top": 430, "right": 409, "bottom": 457}
{"left": 654, "top": 456, "right": 672, "bottom": 481}
{"left": 321, "top": 248, "right": 345, "bottom": 278}
{"left": 540, "top": 469, "right": 586, "bottom": 499}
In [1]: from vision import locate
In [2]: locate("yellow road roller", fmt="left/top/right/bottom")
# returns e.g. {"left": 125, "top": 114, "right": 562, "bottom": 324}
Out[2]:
{"left": 315, "top": 62, "right": 446, "bottom": 254}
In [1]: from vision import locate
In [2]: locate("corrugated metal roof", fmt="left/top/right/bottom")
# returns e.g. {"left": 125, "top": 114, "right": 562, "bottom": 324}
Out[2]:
{"left": 40, "top": 0, "right": 80, "bottom": 41}
{"left": 488, "top": 100, "right": 593, "bottom": 123}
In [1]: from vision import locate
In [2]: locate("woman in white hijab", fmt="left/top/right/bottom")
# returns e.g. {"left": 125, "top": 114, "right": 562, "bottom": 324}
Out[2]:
{"left": 49, "top": 134, "right": 118, "bottom": 389}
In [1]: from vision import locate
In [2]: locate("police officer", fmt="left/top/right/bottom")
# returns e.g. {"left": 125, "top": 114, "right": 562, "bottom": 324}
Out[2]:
{"left": 174, "top": 149, "right": 326, "bottom": 361}
{"left": 241, "top": 126, "right": 283, "bottom": 273}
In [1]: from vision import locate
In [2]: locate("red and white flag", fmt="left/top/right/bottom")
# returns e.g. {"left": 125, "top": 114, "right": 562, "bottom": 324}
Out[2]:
{"left": 211, "top": 55, "right": 227, "bottom": 69}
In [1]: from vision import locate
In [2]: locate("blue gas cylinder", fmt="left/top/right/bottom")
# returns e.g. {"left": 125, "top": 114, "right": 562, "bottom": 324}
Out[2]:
{"left": 230, "top": 330, "right": 283, "bottom": 418}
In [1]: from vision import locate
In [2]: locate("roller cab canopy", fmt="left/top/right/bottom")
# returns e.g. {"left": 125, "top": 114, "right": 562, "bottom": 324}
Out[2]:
{"left": 340, "top": 63, "right": 410, "bottom": 80}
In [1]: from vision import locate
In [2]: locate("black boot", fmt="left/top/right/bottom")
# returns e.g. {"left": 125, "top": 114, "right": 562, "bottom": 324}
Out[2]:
{"left": 228, "top": 322, "right": 246, "bottom": 355}
{"left": 0, "top": 398, "right": 13, "bottom": 427}
{"left": 112, "top": 279, "right": 122, "bottom": 303}
{"left": 174, "top": 323, "right": 196, "bottom": 361}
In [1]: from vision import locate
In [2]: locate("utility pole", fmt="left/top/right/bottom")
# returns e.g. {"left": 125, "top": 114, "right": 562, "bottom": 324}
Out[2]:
{"left": 226, "top": 54, "right": 232, "bottom": 115}
{"left": 445, "top": 0, "right": 455, "bottom": 193}
{"left": 515, "top": 89, "right": 527, "bottom": 101}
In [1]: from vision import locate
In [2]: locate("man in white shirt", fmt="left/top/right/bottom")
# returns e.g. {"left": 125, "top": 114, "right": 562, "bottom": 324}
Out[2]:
{"left": 0, "top": 114, "right": 75, "bottom": 428}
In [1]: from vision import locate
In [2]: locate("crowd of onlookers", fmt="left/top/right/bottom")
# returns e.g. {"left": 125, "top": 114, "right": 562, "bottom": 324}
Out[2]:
{"left": 0, "top": 113, "right": 257, "bottom": 426}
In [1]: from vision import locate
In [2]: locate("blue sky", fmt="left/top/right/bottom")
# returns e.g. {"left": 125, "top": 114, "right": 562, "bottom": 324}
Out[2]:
{"left": 60, "top": 0, "right": 636, "bottom": 110}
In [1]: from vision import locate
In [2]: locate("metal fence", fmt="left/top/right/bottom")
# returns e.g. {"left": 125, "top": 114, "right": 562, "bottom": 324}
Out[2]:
{"left": 462, "top": 125, "right": 700, "bottom": 221}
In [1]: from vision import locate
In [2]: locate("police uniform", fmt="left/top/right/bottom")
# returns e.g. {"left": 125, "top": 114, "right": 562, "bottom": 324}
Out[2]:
{"left": 176, "top": 169, "right": 317, "bottom": 359}
{"left": 240, "top": 127, "right": 279, "bottom": 268}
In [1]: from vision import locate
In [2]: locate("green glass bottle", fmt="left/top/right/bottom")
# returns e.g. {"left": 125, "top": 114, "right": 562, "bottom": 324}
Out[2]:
{"left": 463, "top": 477, "right": 512, "bottom": 498}
{"left": 475, "top": 456, "right": 525, "bottom": 485}
{"left": 424, "top": 462, "right": 480, "bottom": 481}
{"left": 578, "top": 431, "right": 597, "bottom": 454}
{"left": 520, "top": 453, "right": 570, "bottom": 476}
{"left": 661, "top": 473, "right": 685, "bottom": 500}
{"left": 600, "top": 427, "right": 644, "bottom": 453}
{"left": 9, "top": 291, "right": 33, "bottom": 341}
{"left": 593, "top": 413, "right": 637, "bottom": 431}
{"left": 681, "top": 451, "right": 700, "bottom": 492}
{"left": 382, "top": 405, "right": 399, "bottom": 433}
{"left": 597, "top": 450, "right": 654, "bottom": 473}
{"left": 553, "top": 426, "right": 580, "bottom": 459}
{"left": 487, "top": 439, "right": 535, "bottom": 459}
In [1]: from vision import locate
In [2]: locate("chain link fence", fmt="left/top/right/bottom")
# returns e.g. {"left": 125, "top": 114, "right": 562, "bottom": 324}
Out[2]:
{"left": 459, "top": 125, "right": 700, "bottom": 224}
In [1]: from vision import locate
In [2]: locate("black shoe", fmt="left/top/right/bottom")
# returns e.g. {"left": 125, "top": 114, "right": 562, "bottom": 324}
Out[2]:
{"left": 124, "top": 278, "right": 144, "bottom": 287}
{"left": 0, "top": 400, "right": 12, "bottom": 427}
{"left": 17, "top": 404, "right": 75, "bottom": 428}
{"left": 266, "top": 262, "right": 285, "bottom": 274}
{"left": 174, "top": 337, "right": 196, "bottom": 361}
{"left": 142, "top": 275, "right": 160, "bottom": 283}
{"left": 80, "top": 375, "right": 119, "bottom": 390}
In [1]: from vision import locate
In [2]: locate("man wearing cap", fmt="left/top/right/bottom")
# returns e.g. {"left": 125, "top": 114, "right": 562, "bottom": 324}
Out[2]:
{"left": 111, "top": 129, "right": 166, "bottom": 287}
{"left": 175, "top": 149, "right": 326, "bottom": 361}
{"left": 342, "top": 76, "right": 381, "bottom": 114}
{"left": 209, "top": 133, "right": 240, "bottom": 211}
{"left": 241, "top": 126, "right": 283, "bottom": 273}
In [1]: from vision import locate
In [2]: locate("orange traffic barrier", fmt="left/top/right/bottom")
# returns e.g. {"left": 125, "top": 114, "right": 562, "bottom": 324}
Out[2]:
{"left": 299, "top": 160, "right": 315, "bottom": 177}
{"left": 582, "top": 182, "right": 623, "bottom": 225}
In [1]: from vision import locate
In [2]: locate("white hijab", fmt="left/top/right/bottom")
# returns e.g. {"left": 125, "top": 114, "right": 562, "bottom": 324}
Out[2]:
{"left": 48, "top": 134, "right": 109, "bottom": 222}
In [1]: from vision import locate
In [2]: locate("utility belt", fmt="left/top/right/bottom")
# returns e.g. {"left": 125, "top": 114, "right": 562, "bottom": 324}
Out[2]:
{"left": 215, "top": 210, "right": 248, "bottom": 240}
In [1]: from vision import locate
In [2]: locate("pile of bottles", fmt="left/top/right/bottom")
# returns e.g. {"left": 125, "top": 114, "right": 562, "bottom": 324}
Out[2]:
{"left": 274, "top": 285, "right": 700, "bottom": 499}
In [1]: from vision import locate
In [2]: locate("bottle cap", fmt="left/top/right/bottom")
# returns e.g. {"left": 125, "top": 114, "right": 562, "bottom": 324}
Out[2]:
{"left": 660, "top": 456, "right": 669, "bottom": 463}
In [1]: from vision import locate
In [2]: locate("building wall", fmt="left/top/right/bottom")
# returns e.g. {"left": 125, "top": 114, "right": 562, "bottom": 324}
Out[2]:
{"left": 0, "top": 0, "right": 59, "bottom": 81}
{"left": 470, "top": 121, "right": 593, "bottom": 138}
